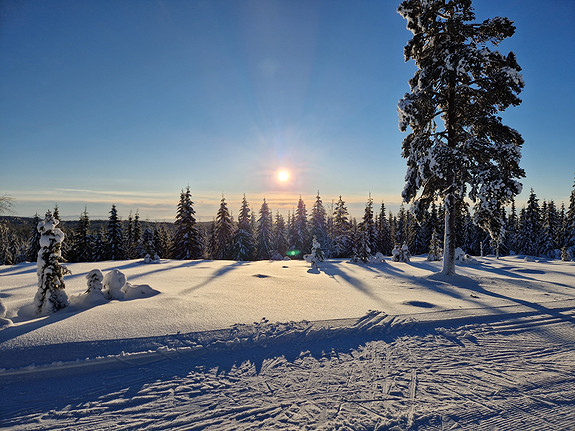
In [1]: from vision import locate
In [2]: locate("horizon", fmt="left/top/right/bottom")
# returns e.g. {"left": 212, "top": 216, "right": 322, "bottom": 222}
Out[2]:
{"left": 2, "top": 0, "right": 574, "bottom": 222}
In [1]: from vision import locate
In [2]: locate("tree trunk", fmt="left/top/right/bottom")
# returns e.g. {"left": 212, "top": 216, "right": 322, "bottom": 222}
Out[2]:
{"left": 442, "top": 193, "right": 456, "bottom": 275}
{"left": 442, "top": 75, "right": 457, "bottom": 276}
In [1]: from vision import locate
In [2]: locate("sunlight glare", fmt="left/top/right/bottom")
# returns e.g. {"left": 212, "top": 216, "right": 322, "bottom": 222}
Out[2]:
{"left": 277, "top": 169, "right": 290, "bottom": 183}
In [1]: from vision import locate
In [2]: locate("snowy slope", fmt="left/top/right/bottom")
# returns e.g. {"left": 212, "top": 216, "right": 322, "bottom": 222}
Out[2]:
{"left": 1, "top": 256, "right": 574, "bottom": 430}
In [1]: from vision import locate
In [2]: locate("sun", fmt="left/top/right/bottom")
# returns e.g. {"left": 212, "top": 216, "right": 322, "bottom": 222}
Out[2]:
{"left": 277, "top": 169, "right": 290, "bottom": 183}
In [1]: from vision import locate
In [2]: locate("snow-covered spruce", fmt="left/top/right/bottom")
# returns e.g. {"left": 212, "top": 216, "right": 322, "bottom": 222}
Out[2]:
{"left": 398, "top": 0, "right": 524, "bottom": 275}
{"left": 74, "top": 269, "right": 108, "bottom": 306}
{"left": 392, "top": 242, "right": 411, "bottom": 262}
{"left": 102, "top": 269, "right": 126, "bottom": 300}
{"left": 34, "top": 211, "right": 70, "bottom": 314}
{"left": 305, "top": 236, "right": 324, "bottom": 269}
{"left": 427, "top": 227, "right": 443, "bottom": 261}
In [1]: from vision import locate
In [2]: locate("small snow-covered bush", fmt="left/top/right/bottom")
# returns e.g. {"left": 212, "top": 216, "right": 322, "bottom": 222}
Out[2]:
{"left": 102, "top": 269, "right": 126, "bottom": 300}
{"left": 72, "top": 269, "right": 108, "bottom": 307}
{"left": 306, "top": 237, "right": 324, "bottom": 269}
{"left": 143, "top": 254, "right": 161, "bottom": 264}
{"left": 369, "top": 252, "right": 386, "bottom": 263}
{"left": 270, "top": 251, "right": 284, "bottom": 261}
{"left": 454, "top": 247, "right": 478, "bottom": 264}
{"left": 392, "top": 243, "right": 411, "bottom": 262}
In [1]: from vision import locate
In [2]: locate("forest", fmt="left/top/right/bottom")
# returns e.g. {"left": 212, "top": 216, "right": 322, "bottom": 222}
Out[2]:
{"left": 1, "top": 182, "right": 574, "bottom": 266}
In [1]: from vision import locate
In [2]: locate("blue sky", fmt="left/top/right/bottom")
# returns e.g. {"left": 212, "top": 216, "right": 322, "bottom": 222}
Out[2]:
{"left": 1, "top": 0, "right": 574, "bottom": 221}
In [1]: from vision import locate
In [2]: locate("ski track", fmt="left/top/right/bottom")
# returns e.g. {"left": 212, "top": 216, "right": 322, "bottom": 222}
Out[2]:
{"left": 2, "top": 310, "right": 574, "bottom": 430}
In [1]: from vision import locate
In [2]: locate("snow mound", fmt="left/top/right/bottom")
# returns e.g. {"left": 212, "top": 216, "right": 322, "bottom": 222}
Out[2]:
{"left": 122, "top": 283, "right": 159, "bottom": 300}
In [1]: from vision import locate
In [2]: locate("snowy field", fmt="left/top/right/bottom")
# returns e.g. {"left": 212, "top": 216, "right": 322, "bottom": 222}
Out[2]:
{"left": 1, "top": 256, "right": 574, "bottom": 430}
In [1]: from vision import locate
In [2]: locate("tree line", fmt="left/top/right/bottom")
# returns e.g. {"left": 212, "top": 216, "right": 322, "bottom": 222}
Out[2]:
{"left": 1, "top": 183, "right": 574, "bottom": 266}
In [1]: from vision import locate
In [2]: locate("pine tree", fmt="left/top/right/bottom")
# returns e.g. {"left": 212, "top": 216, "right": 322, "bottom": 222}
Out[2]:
{"left": 309, "top": 192, "right": 329, "bottom": 257}
{"left": 105, "top": 204, "right": 125, "bottom": 260}
{"left": 506, "top": 199, "right": 519, "bottom": 254}
{"left": 92, "top": 229, "right": 106, "bottom": 262}
{"left": 25, "top": 213, "right": 42, "bottom": 262}
{"left": 142, "top": 227, "right": 159, "bottom": 261}
{"left": 376, "top": 202, "right": 393, "bottom": 255}
{"left": 359, "top": 194, "right": 377, "bottom": 255}
{"left": 519, "top": 189, "right": 541, "bottom": 256}
{"left": 428, "top": 226, "right": 443, "bottom": 261}
{"left": 539, "top": 200, "right": 559, "bottom": 258}
{"left": 272, "top": 211, "right": 289, "bottom": 257}
{"left": 34, "top": 211, "right": 69, "bottom": 314}
{"left": 256, "top": 199, "right": 273, "bottom": 260}
{"left": 231, "top": 195, "right": 255, "bottom": 261}
{"left": 171, "top": 187, "right": 202, "bottom": 259}
{"left": 153, "top": 226, "right": 170, "bottom": 259}
{"left": 398, "top": 0, "right": 524, "bottom": 274}
{"left": 566, "top": 178, "right": 575, "bottom": 259}
{"left": 332, "top": 196, "right": 351, "bottom": 258}
{"left": 70, "top": 208, "right": 92, "bottom": 262}
{"left": 291, "top": 197, "right": 309, "bottom": 258}
{"left": 213, "top": 195, "right": 234, "bottom": 260}
{"left": 132, "top": 210, "right": 143, "bottom": 258}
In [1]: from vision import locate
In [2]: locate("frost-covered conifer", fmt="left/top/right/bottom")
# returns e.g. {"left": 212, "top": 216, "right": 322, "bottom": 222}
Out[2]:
{"left": 231, "top": 195, "right": 255, "bottom": 261}
{"left": 310, "top": 192, "right": 329, "bottom": 257}
{"left": 34, "top": 212, "right": 69, "bottom": 314}
{"left": 428, "top": 227, "right": 443, "bottom": 261}
{"left": 306, "top": 236, "right": 324, "bottom": 269}
{"left": 398, "top": 0, "right": 524, "bottom": 274}
{"left": 272, "top": 211, "right": 289, "bottom": 257}
{"left": 213, "top": 196, "right": 234, "bottom": 260}
{"left": 105, "top": 205, "right": 125, "bottom": 260}
{"left": 392, "top": 242, "right": 411, "bottom": 263}
{"left": 142, "top": 227, "right": 160, "bottom": 262}
{"left": 519, "top": 189, "right": 541, "bottom": 256}
{"left": 359, "top": 195, "right": 378, "bottom": 256}
{"left": 256, "top": 199, "right": 273, "bottom": 260}
{"left": 291, "top": 197, "right": 309, "bottom": 257}
{"left": 171, "top": 187, "right": 202, "bottom": 259}
{"left": 376, "top": 202, "right": 393, "bottom": 256}
{"left": 70, "top": 208, "right": 92, "bottom": 262}
{"left": 85, "top": 269, "right": 104, "bottom": 294}
{"left": 332, "top": 196, "right": 351, "bottom": 258}
{"left": 565, "top": 178, "right": 575, "bottom": 259}
{"left": 25, "top": 213, "right": 42, "bottom": 262}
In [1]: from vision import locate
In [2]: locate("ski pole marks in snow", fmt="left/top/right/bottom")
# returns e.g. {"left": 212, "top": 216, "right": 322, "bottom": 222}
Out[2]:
{"left": 2, "top": 310, "right": 574, "bottom": 430}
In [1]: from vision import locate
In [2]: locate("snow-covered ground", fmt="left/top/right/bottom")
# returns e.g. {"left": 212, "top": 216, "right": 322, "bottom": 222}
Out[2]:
{"left": 1, "top": 256, "right": 574, "bottom": 430}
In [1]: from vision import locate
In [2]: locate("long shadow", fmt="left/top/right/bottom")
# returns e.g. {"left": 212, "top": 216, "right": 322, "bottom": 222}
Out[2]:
{"left": 318, "top": 261, "right": 386, "bottom": 303}
{"left": 0, "top": 263, "right": 36, "bottom": 276}
{"left": 180, "top": 261, "right": 249, "bottom": 295}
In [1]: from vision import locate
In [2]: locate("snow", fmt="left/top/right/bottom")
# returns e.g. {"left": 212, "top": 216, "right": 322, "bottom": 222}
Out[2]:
{"left": 1, "top": 256, "right": 575, "bottom": 429}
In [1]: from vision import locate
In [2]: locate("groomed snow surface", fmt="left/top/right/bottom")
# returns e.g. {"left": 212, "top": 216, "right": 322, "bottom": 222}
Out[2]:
{"left": 1, "top": 256, "right": 574, "bottom": 430}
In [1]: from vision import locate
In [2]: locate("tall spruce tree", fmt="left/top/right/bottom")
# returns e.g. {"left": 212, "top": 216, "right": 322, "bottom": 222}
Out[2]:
{"left": 70, "top": 208, "right": 92, "bottom": 262}
{"left": 519, "top": 189, "right": 541, "bottom": 256}
{"left": 231, "top": 195, "right": 255, "bottom": 261}
{"left": 25, "top": 213, "right": 42, "bottom": 262}
{"left": 359, "top": 194, "right": 377, "bottom": 255}
{"left": 105, "top": 204, "right": 125, "bottom": 260}
{"left": 398, "top": 0, "right": 524, "bottom": 274}
{"left": 171, "top": 187, "right": 202, "bottom": 259}
{"left": 213, "top": 195, "right": 234, "bottom": 260}
{"left": 291, "top": 197, "right": 309, "bottom": 257}
{"left": 256, "top": 199, "right": 273, "bottom": 260}
{"left": 272, "top": 211, "right": 289, "bottom": 257}
{"left": 566, "top": 177, "right": 575, "bottom": 259}
{"left": 309, "top": 192, "right": 329, "bottom": 257}
{"left": 332, "top": 196, "right": 351, "bottom": 258}
{"left": 376, "top": 202, "right": 393, "bottom": 255}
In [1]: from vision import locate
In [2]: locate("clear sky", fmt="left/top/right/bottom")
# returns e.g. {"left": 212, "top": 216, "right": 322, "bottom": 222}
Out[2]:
{"left": 1, "top": 0, "right": 574, "bottom": 221}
